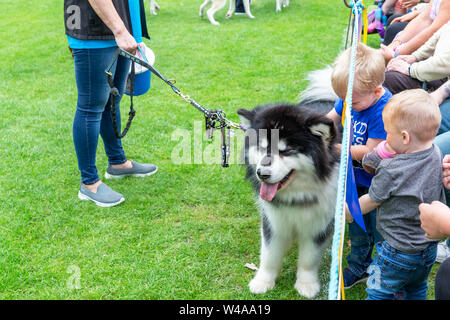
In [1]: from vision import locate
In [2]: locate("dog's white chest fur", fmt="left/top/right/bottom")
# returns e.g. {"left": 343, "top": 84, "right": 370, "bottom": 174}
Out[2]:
{"left": 249, "top": 165, "right": 338, "bottom": 298}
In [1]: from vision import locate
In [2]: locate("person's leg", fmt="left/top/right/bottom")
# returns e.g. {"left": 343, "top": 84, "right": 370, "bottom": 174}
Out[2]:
{"left": 72, "top": 47, "right": 119, "bottom": 185}
{"left": 366, "top": 242, "right": 404, "bottom": 300}
{"left": 437, "top": 99, "right": 450, "bottom": 136}
{"left": 386, "top": 13, "right": 402, "bottom": 26}
{"left": 403, "top": 244, "right": 437, "bottom": 300}
{"left": 382, "top": 21, "right": 408, "bottom": 46}
{"left": 434, "top": 129, "right": 450, "bottom": 255}
{"left": 435, "top": 257, "right": 450, "bottom": 300}
{"left": 235, "top": 0, "right": 245, "bottom": 13}
{"left": 383, "top": 71, "right": 422, "bottom": 94}
{"left": 427, "top": 79, "right": 448, "bottom": 95}
{"left": 345, "top": 188, "right": 378, "bottom": 287}
{"left": 434, "top": 131, "right": 450, "bottom": 204}
{"left": 346, "top": 211, "right": 377, "bottom": 273}
{"left": 100, "top": 54, "right": 130, "bottom": 166}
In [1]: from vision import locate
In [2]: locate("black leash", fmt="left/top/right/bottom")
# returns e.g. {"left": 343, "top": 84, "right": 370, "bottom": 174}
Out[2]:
{"left": 105, "top": 47, "right": 245, "bottom": 167}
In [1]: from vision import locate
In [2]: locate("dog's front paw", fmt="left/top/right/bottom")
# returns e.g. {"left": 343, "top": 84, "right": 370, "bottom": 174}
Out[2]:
{"left": 294, "top": 279, "right": 320, "bottom": 298}
{"left": 249, "top": 277, "right": 275, "bottom": 294}
{"left": 247, "top": 14, "right": 255, "bottom": 19}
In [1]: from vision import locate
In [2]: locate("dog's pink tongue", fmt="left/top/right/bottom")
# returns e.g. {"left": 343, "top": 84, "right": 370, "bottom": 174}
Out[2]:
{"left": 260, "top": 182, "right": 280, "bottom": 201}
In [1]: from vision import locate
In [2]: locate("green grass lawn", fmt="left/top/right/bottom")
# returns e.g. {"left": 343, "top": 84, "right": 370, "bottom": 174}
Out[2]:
{"left": 0, "top": 0, "right": 440, "bottom": 300}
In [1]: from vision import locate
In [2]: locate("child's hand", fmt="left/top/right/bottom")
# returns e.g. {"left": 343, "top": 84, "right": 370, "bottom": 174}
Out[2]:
{"left": 419, "top": 201, "right": 450, "bottom": 239}
{"left": 444, "top": 154, "right": 450, "bottom": 190}
{"left": 345, "top": 204, "right": 354, "bottom": 223}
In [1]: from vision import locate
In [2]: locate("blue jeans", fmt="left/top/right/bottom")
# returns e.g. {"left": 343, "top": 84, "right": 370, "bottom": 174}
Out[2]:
{"left": 366, "top": 241, "right": 437, "bottom": 300}
{"left": 438, "top": 99, "right": 450, "bottom": 136}
{"left": 72, "top": 47, "right": 130, "bottom": 185}
{"left": 435, "top": 130, "right": 450, "bottom": 204}
{"left": 346, "top": 186, "right": 383, "bottom": 278}
{"left": 435, "top": 129, "right": 450, "bottom": 248}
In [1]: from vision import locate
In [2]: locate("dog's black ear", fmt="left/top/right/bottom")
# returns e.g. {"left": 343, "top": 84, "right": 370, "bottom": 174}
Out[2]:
{"left": 307, "top": 116, "right": 336, "bottom": 145}
{"left": 237, "top": 108, "right": 255, "bottom": 128}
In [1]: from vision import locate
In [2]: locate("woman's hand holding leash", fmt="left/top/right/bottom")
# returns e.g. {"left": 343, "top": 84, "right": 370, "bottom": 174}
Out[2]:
{"left": 115, "top": 29, "right": 138, "bottom": 54}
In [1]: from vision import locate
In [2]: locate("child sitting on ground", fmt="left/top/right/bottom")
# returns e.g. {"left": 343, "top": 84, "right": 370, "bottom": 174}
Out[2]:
{"left": 346, "top": 89, "right": 446, "bottom": 300}
{"left": 327, "top": 42, "right": 393, "bottom": 289}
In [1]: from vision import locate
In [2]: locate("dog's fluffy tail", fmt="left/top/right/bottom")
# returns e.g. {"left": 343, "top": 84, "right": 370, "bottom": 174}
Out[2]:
{"left": 298, "top": 66, "right": 337, "bottom": 104}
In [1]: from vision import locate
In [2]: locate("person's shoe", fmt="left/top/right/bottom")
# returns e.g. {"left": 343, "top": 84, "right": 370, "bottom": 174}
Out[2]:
{"left": 436, "top": 241, "right": 450, "bottom": 263}
{"left": 78, "top": 183, "right": 125, "bottom": 207}
{"left": 104, "top": 161, "right": 158, "bottom": 179}
{"left": 343, "top": 267, "right": 368, "bottom": 289}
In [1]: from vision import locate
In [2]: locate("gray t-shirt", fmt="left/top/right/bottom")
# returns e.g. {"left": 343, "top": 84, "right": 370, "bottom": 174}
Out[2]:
{"left": 369, "top": 144, "right": 446, "bottom": 253}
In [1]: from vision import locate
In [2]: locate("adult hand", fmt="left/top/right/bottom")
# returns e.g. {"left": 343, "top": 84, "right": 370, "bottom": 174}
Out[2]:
{"left": 380, "top": 44, "right": 395, "bottom": 64}
{"left": 420, "top": 201, "right": 449, "bottom": 239}
{"left": 401, "top": 0, "right": 420, "bottom": 10}
{"left": 397, "top": 54, "right": 417, "bottom": 64}
{"left": 114, "top": 29, "right": 137, "bottom": 54}
{"left": 386, "top": 57, "right": 410, "bottom": 75}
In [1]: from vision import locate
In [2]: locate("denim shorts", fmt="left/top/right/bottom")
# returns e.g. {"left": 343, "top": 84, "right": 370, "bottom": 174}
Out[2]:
{"left": 366, "top": 241, "right": 437, "bottom": 300}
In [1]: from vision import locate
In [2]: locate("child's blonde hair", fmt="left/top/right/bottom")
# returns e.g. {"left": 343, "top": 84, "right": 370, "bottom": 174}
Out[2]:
{"left": 383, "top": 89, "right": 441, "bottom": 142}
{"left": 331, "top": 43, "right": 385, "bottom": 98}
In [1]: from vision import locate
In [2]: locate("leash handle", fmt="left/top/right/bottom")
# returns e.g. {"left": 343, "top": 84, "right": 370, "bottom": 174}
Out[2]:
{"left": 105, "top": 49, "right": 136, "bottom": 139}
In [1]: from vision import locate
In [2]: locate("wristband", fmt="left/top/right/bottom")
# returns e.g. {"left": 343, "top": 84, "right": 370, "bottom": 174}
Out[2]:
{"left": 445, "top": 83, "right": 450, "bottom": 97}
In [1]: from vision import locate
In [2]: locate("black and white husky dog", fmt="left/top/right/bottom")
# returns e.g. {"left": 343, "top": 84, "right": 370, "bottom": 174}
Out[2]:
{"left": 237, "top": 67, "right": 339, "bottom": 298}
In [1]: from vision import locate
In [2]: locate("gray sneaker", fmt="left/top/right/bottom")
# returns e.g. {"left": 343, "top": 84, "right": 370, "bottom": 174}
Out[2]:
{"left": 78, "top": 183, "right": 125, "bottom": 207}
{"left": 104, "top": 161, "right": 158, "bottom": 179}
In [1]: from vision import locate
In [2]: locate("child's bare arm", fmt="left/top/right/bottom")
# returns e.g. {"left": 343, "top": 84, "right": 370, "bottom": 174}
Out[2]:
{"left": 326, "top": 109, "right": 343, "bottom": 155}
{"left": 326, "top": 109, "right": 341, "bottom": 127}
{"left": 345, "top": 194, "right": 381, "bottom": 223}
{"left": 351, "top": 138, "right": 384, "bottom": 161}
{"left": 359, "top": 193, "right": 381, "bottom": 215}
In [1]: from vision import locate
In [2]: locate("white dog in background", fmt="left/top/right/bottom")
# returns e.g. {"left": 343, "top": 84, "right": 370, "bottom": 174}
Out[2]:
{"left": 200, "top": 0, "right": 254, "bottom": 25}
{"left": 276, "top": 0, "right": 290, "bottom": 12}
{"left": 200, "top": 0, "right": 291, "bottom": 26}
{"left": 150, "top": 0, "right": 160, "bottom": 15}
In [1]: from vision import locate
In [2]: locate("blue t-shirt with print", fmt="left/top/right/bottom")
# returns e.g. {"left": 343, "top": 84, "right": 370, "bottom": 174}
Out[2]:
{"left": 67, "top": 0, "right": 143, "bottom": 49}
{"left": 334, "top": 87, "right": 392, "bottom": 187}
